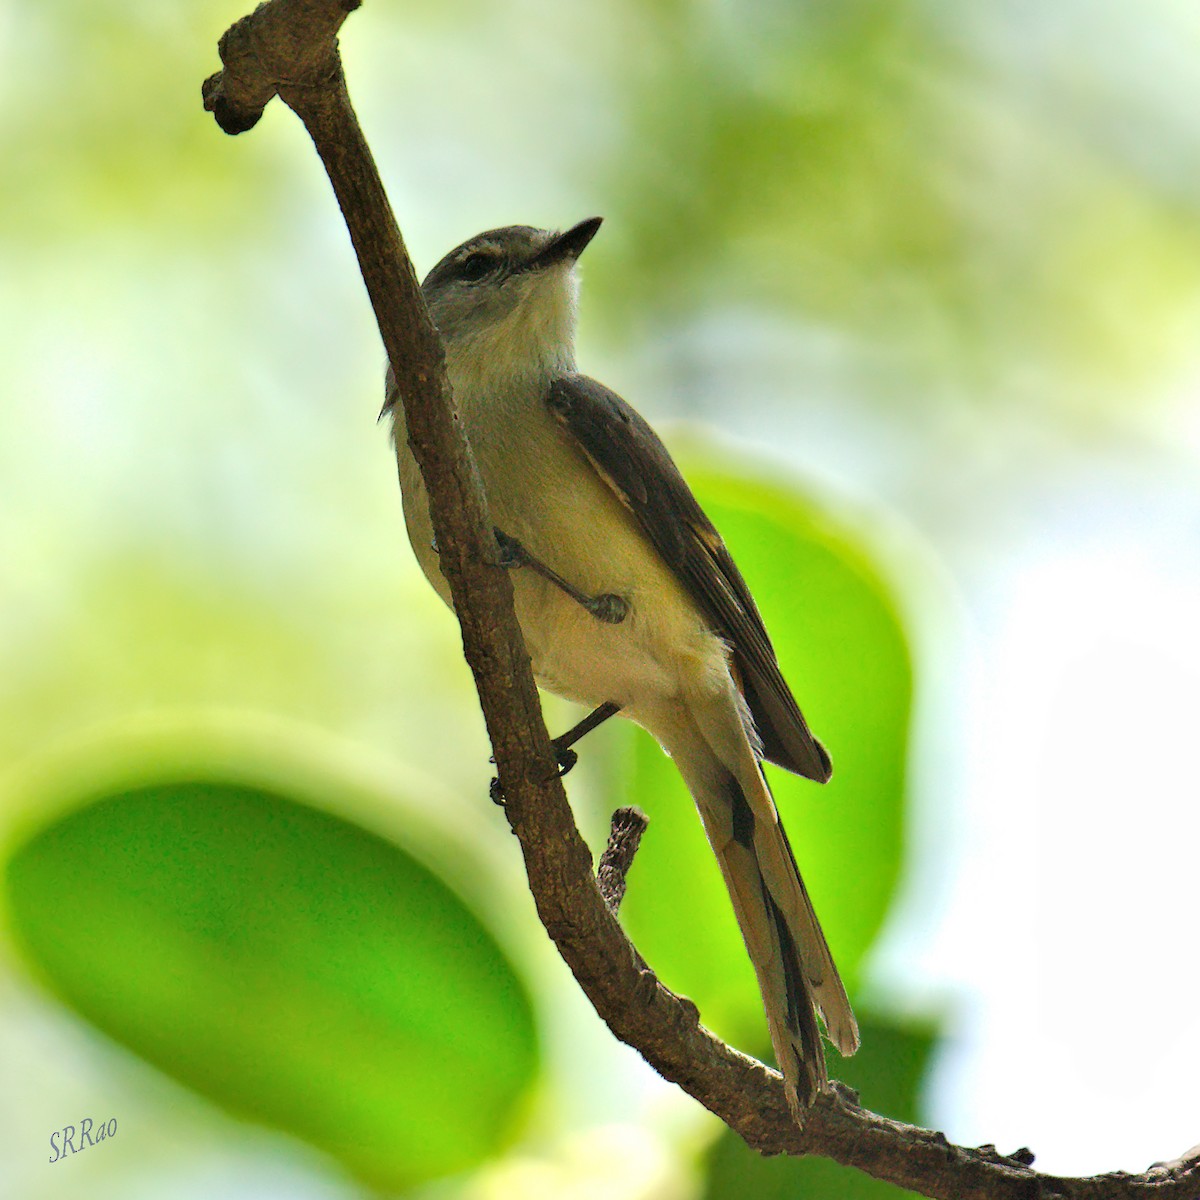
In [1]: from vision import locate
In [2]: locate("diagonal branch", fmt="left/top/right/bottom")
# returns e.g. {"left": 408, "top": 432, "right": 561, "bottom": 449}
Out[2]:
{"left": 202, "top": 4, "right": 1200, "bottom": 1198}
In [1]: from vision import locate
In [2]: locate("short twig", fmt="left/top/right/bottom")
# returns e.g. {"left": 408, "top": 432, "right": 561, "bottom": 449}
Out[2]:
{"left": 596, "top": 807, "right": 648, "bottom": 913}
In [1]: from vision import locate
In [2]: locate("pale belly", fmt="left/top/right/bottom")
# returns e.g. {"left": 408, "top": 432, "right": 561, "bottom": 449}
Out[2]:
{"left": 514, "top": 567, "right": 693, "bottom": 712}
{"left": 395, "top": 416, "right": 728, "bottom": 723}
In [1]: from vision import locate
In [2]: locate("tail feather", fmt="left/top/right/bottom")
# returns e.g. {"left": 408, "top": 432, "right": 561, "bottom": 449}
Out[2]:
{"left": 699, "top": 794, "right": 826, "bottom": 1107}
{"left": 752, "top": 780, "right": 860, "bottom": 1058}
{"left": 761, "top": 876, "right": 827, "bottom": 1104}
{"left": 659, "top": 703, "right": 858, "bottom": 1115}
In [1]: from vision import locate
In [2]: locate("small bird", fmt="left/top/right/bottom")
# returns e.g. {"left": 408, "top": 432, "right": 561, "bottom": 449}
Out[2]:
{"left": 385, "top": 217, "right": 858, "bottom": 1112}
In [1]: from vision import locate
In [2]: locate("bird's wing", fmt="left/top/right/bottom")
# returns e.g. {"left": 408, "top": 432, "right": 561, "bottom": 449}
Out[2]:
{"left": 547, "top": 373, "right": 831, "bottom": 782}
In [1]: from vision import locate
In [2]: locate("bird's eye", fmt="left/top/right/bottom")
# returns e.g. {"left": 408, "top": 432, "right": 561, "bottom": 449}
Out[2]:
{"left": 458, "top": 252, "right": 496, "bottom": 283}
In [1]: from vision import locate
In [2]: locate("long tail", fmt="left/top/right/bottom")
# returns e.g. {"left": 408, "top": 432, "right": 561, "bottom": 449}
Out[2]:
{"left": 655, "top": 696, "right": 859, "bottom": 1114}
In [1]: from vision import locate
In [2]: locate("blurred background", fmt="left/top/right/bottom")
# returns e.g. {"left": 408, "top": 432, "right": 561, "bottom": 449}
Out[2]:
{"left": 3, "top": 1, "right": 1200, "bottom": 1196}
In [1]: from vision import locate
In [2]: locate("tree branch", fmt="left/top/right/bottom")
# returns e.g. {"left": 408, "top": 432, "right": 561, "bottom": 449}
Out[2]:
{"left": 202, "top": 5, "right": 1200, "bottom": 1197}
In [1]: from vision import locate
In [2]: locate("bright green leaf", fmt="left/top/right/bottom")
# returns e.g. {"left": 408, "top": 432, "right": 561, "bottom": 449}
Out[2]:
{"left": 4, "top": 779, "right": 538, "bottom": 1189}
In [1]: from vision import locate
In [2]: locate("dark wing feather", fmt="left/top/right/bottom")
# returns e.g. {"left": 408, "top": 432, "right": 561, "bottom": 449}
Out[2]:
{"left": 547, "top": 374, "right": 831, "bottom": 783}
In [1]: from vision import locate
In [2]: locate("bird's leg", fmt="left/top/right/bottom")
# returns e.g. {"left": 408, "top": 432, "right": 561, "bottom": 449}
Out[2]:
{"left": 550, "top": 701, "right": 622, "bottom": 777}
{"left": 493, "top": 528, "right": 628, "bottom": 625}
{"left": 489, "top": 701, "right": 622, "bottom": 805}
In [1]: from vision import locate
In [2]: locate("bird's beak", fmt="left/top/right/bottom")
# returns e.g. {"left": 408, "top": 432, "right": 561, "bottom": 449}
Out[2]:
{"left": 527, "top": 216, "right": 603, "bottom": 271}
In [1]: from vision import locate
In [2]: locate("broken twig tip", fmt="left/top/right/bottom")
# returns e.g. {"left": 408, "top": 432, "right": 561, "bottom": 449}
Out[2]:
{"left": 596, "top": 806, "right": 649, "bottom": 912}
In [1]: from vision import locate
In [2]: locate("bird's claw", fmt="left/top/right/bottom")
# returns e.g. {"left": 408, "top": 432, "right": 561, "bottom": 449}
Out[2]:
{"left": 588, "top": 593, "right": 628, "bottom": 624}
{"left": 493, "top": 528, "right": 527, "bottom": 569}
{"left": 489, "top": 775, "right": 506, "bottom": 807}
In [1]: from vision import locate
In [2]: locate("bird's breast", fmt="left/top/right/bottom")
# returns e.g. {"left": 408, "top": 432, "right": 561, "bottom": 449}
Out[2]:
{"left": 394, "top": 384, "right": 727, "bottom": 715}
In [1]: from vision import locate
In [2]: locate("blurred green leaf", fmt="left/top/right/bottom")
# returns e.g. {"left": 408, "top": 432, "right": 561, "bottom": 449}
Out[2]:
{"left": 591, "top": 1, "right": 1200, "bottom": 414}
{"left": 4, "top": 779, "right": 538, "bottom": 1189}
{"left": 597, "top": 2, "right": 958, "bottom": 320}
{"left": 702, "top": 1009, "right": 936, "bottom": 1199}
{"left": 617, "top": 449, "right": 911, "bottom": 1051}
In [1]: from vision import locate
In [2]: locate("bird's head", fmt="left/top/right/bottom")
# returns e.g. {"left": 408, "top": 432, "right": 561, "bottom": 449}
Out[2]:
{"left": 421, "top": 217, "right": 602, "bottom": 388}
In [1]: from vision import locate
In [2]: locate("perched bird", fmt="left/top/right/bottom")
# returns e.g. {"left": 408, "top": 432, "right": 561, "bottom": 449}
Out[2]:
{"left": 385, "top": 217, "right": 858, "bottom": 1112}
